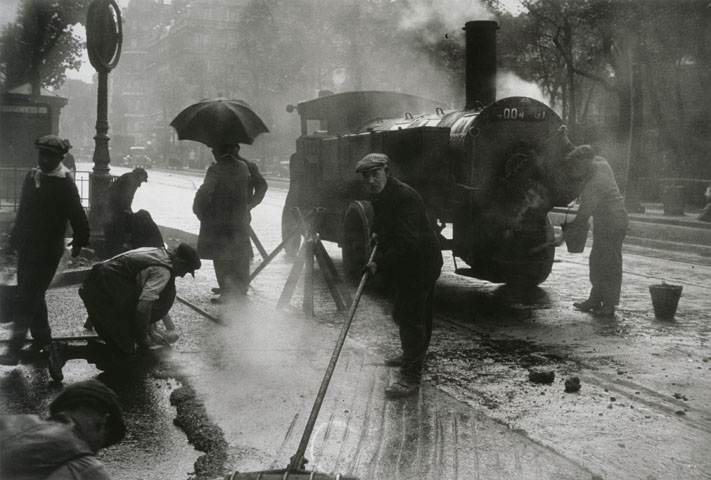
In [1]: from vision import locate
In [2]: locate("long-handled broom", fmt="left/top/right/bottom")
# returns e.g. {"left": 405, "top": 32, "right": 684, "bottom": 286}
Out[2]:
{"left": 224, "top": 246, "right": 377, "bottom": 480}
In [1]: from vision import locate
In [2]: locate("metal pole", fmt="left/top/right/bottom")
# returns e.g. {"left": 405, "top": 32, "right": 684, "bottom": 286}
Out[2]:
{"left": 288, "top": 245, "right": 377, "bottom": 472}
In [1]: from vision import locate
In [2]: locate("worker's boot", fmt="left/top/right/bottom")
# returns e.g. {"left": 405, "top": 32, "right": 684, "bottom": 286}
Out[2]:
{"left": 385, "top": 375, "right": 420, "bottom": 398}
{"left": 573, "top": 299, "right": 600, "bottom": 312}
{"left": 44, "top": 342, "right": 66, "bottom": 382}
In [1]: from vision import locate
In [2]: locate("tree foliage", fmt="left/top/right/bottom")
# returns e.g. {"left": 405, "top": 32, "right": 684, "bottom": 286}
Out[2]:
{"left": 0, "top": 0, "right": 90, "bottom": 94}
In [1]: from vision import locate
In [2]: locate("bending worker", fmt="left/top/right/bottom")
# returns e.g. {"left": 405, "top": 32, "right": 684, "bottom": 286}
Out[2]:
{"left": 557, "top": 145, "right": 629, "bottom": 317}
{"left": 0, "top": 379, "right": 125, "bottom": 479}
{"left": 48, "top": 244, "right": 201, "bottom": 377}
{"left": 358, "top": 153, "right": 443, "bottom": 398}
{"left": 103, "top": 167, "right": 148, "bottom": 257}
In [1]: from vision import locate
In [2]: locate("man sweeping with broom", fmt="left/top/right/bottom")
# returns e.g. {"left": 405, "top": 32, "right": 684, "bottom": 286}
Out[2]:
{"left": 357, "top": 153, "right": 443, "bottom": 398}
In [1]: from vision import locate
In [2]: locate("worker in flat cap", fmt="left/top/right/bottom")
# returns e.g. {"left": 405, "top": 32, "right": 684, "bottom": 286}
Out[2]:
{"left": 0, "top": 379, "right": 125, "bottom": 479}
{"left": 0, "top": 135, "right": 90, "bottom": 381}
{"left": 46, "top": 243, "right": 201, "bottom": 377}
{"left": 556, "top": 145, "right": 629, "bottom": 317}
{"left": 356, "top": 153, "right": 443, "bottom": 398}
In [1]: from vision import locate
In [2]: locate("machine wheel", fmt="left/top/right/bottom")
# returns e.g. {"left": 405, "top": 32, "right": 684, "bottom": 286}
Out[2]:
{"left": 341, "top": 201, "right": 374, "bottom": 281}
{"left": 502, "top": 214, "right": 556, "bottom": 287}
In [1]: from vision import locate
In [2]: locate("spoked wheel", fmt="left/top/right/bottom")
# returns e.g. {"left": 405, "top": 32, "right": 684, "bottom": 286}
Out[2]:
{"left": 341, "top": 201, "right": 374, "bottom": 281}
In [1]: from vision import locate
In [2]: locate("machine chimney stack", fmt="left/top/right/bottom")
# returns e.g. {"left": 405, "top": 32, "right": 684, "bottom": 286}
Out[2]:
{"left": 463, "top": 20, "right": 499, "bottom": 110}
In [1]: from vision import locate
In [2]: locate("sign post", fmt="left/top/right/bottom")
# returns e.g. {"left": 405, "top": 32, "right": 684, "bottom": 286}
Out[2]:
{"left": 86, "top": 0, "right": 122, "bottom": 254}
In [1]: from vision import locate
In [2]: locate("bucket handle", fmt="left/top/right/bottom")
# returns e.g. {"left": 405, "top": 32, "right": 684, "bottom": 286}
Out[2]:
{"left": 564, "top": 201, "right": 577, "bottom": 224}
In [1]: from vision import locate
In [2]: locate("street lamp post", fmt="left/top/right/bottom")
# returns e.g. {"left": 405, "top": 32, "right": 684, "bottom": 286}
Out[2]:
{"left": 86, "top": 0, "right": 122, "bottom": 253}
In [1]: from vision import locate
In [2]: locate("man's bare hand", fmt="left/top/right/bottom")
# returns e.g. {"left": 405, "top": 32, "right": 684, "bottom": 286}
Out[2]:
{"left": 363, "top": 261, "right": 377, "bottom": 277}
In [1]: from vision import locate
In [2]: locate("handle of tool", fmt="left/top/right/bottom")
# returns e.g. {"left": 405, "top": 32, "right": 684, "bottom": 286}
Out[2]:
{"left": 176, "top": 294, "right": 225, "bottom": 325}
{"left": 288, "top": 245, "right": 377, "bottom": 472}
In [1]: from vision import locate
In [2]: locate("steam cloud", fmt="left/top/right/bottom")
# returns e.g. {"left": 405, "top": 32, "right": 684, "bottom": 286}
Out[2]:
{"left": 398, "top": 0, "right": 495, "bottom": 39}
{"left": 497, "top": 70, "right": 553, "bottom": 108}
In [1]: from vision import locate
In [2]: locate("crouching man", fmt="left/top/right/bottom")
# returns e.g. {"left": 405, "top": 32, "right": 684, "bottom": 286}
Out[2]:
{"left": 50, "top": 244, "right": 201, "bottom": 377}
{"left": 357, "top": 153, "right": 443, "bottom": 398}
{"left": 0, "top": 379, "right": 126, "bottom": 479}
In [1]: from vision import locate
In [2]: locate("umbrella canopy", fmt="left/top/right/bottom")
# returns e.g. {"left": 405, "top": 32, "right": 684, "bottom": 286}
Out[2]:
{"left": 170, "top": 98, "right": 269, "bottom": 147}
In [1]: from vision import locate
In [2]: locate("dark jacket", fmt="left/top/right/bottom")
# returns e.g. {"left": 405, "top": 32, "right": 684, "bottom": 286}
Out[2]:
{"left": 372, "top": 177, "right": 443, "bottom": 288}
{"left": 0, "top": 414, "right": 110, "bottom": 479}
{"left": 10, "top": 169, "right": 90, "bottom": 263}
{"left": 569, "top": 157, "right": 629, "bottom": 235}
{"left": 104, "top": 171, "right": 143, "bottom": 216}
{"left": 193, "top": 155, "right": 255, "bottom": 259}
{"left": 244, "top": 158, "right": 268, "bottom": 210}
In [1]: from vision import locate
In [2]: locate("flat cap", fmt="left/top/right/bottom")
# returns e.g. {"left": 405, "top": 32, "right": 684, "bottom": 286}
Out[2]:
{"left": 175, "top": 243, "right": 201, "bottom": 277}
{"left": 132, "top": 167, "right": 148, "bottom": 182}
{"left": 49, "top": 380, "right": 126, "bottom": 447}
{"left": 355, "top": 153, "right": 389, "bottom": 173}
{"left": 35, "top": 135, "right": 70, "bottom": 155}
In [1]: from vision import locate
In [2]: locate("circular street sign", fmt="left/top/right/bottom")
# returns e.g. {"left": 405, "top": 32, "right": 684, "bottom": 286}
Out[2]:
{"left": 86, "top": 0, "right": 122, "bottom": 73}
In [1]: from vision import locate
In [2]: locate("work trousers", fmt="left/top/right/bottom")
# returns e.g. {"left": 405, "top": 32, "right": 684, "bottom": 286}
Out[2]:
{"left": 392, "top": 284, "right": 435, "bottom": 382}
{"left": 213, "top": 254, "right": 250, "bottom": 297}
{"left": 588, "top": 227, "right": 627, "bottom": 307}
{"left": 9, "top": 255, "right": 61, "bottom": 353}
{"left": 103, "top": 211, "right": 129, "bottom": 258}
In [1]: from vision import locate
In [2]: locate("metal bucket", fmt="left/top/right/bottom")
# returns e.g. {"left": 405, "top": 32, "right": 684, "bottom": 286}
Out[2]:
{"left": 561, "top": 221, "right": 589, "bottom": 253}
{"left": 649, "top": 284, "right": 682, "bottom": 320}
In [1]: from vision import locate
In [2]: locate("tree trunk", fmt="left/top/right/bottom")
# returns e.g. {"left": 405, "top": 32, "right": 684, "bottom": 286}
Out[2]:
{"left": 624, "top": 41, "right": 645, "bottom": 212}
{"left": 564, "top": 22, "right": 576, "bottom": 132}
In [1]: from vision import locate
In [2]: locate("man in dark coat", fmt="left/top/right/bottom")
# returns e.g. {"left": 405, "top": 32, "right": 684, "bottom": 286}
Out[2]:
{"left": 358, "top": 153, "right": 443, "bottom": 398}
{"left": 0, "top": 379, "right": 125, "bottom": 479}
{"left": 50, "top": 244, "right": 201, "bottom": 377}
{"left": 0, "top": 135, "right": 90, "bottom": 381}
{"left": 193, "top": 144, "right": 266, "bottom": 303}
{"left": 558, "top": 145, "right": 629, "bottom": 317}
{"left": 102, "top": 167, "right": 148, "bottom": 257}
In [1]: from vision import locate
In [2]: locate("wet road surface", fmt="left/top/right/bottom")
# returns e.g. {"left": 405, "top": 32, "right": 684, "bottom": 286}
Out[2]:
{"left": 1, "top": 166, "right": 709, "bottom": 479}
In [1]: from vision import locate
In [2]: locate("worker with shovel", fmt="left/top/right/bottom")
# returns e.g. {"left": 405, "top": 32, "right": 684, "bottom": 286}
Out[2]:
{"left": 357, "top": 153, "right": 443, "bottom": 398}
{"left": 47, "top": 243, "right": 201, "bottom": 379}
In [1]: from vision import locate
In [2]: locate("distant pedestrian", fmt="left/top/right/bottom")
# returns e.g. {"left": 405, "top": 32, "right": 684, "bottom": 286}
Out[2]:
{"left": 697, "top": 184, "right": 711, "bottom": 222}
{"left": 557, "top": 145, "right": 629, "bottom": 317}
{"left": 62, "top": 139, "right": 77, "bottom": 176}
{"left": 50, "top": 244, "right": 201, "bottom": 377}
{"left": 102, "top": 167, "right": 148, "bottom": 257}
{"left": 357, "top": 153, "right": 443, "bottom": 398}
{"left": 193, "top": 144, "right": 266, "bottom": 303}
{"left": 0, "top": 379, "right": 125, "bottom": 480}
{"left": 0, "top": 135, "right": 90, "bottom": 381}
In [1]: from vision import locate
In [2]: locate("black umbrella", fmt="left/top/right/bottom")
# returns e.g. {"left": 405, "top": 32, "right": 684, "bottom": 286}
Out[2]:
{"left": 170, "top": 98, "right": 269, "bottom": 147}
